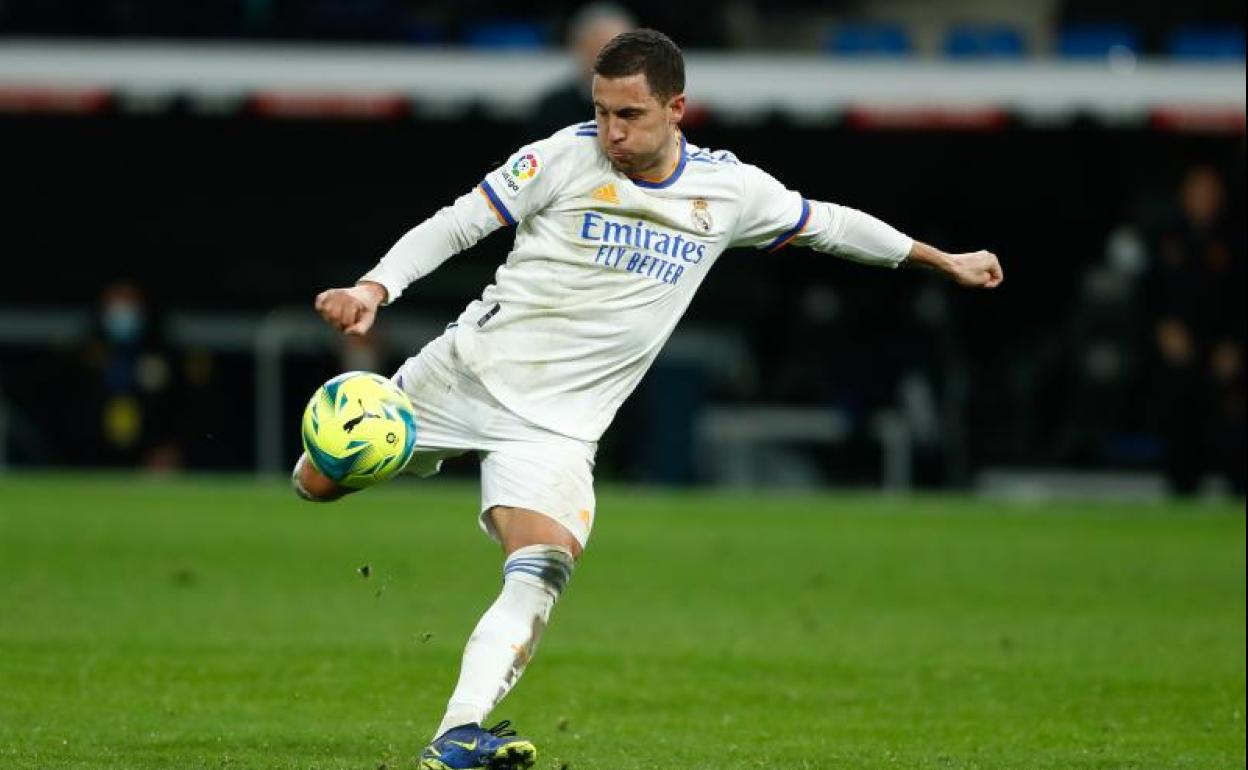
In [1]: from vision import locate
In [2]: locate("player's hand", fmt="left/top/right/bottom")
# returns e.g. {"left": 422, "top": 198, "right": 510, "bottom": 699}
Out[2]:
{"left": 943, "top": 250, "right": 1003, "bottom": 289}
{"left": 314, "top": 282, "right": 387, "bottom": 336}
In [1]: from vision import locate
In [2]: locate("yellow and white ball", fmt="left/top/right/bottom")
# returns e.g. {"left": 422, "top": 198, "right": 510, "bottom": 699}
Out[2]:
{"left": 301, "top": 371, "right": 417, "bottom": 489}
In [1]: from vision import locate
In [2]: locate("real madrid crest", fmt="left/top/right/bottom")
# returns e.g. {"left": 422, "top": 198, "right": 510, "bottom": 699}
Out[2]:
{"left": 691, "top": 198, "right": 713, "bottom": 234}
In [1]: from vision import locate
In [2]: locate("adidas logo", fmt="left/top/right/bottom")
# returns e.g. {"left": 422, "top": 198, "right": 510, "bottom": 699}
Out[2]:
{"left": 590, "top": 183, "right": 619, "bottom": 205}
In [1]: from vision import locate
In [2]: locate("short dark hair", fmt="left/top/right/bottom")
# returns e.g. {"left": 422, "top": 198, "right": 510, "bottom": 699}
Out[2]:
{"left": 593, "top": 28, "right": 685, "bottom": 103}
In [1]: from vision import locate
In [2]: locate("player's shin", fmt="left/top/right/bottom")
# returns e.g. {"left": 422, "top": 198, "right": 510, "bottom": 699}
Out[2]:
{"left": 290, "top": 454, "right": 351, "bottom": 502}
{"left": 433, "top": 545, "right": 574, "bottom": 738}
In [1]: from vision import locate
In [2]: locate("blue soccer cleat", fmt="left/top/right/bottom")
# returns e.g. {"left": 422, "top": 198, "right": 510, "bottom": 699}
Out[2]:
{"left": 418, "top": 720, "right": 536, "bottom": 770}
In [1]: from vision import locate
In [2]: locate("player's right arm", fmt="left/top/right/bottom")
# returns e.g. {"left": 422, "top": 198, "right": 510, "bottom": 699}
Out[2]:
{"left": 313, "top": 186, "right": 510, "bottom": 336}
{"left": 314, "top": 131, "right": 574, "bottom": 336}
{"left": 315, "top": 281, "right": 387, "bottom": 335}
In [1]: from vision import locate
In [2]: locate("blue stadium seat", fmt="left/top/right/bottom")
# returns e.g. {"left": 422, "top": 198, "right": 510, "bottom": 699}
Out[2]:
{"left": 1166, "top": 26, "right": 1246, "bottom": 60}
{"left": 943, "top": 23, "right": 1026, "bottom": 58}
{"left": 826, "top": 22, "right": 913, "bottom": 57}
{"left": 302, "top": 0, "right": 400, "bottom": 40}
{"left": 1056, "top": 24, "right": 1139, "bottom": 58}
{"left": 462, "top": 20, "right": 547, "bottom": 49}
{"left": 400, "top": 21, "right": 446, "bottom": 46}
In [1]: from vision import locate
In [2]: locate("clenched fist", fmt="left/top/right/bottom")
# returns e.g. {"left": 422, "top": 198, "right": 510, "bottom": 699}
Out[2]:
{"left": 314, "top": 281, "right": 388, "bottom": 336}
{"left": 907, "top": 242, "right": 1003, "bottom": 289}
{"left": 943, "top": 250, "right": 1004, "bottom": 289}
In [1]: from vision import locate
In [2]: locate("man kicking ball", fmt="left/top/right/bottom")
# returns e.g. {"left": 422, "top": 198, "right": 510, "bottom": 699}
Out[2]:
{"left": 295, "top": 28, "right": 1003, "bottom": 770}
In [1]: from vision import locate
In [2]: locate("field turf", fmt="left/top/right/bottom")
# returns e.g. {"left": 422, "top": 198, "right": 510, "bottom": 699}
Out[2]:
{"left": 0, "top": 475, "right": 1243, "bottom": 769}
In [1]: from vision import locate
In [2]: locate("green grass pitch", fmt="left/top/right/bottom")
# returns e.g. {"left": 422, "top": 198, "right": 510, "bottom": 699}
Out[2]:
{"left": 0, "top": 474, "right": 1243, "bottom": 769}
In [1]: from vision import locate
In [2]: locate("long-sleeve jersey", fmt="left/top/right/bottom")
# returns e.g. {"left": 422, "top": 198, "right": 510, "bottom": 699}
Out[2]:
{"left": 361, "top": 122, "right": 914, "bottom": 442}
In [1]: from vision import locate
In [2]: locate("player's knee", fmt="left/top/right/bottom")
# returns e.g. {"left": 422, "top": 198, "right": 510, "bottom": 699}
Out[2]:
{"left": 291, "top": 454, "right": 347, "bottom": 503}
{"left": 489, "top": 506, "right": 584, "bottom": 561}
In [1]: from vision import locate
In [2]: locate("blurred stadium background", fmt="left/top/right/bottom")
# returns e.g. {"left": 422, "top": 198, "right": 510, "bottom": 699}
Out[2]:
{"left": 0, "top": 0, "right": 1243, "bottom": 498}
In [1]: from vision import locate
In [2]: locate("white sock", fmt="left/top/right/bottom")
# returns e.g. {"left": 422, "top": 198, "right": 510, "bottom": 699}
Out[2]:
{"left": 433, "top": 544, "right": 574, "bottom": 739}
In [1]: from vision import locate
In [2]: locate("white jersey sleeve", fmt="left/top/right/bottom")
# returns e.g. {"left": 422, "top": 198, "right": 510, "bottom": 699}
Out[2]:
{"left": 360, "top": 189, "right": 504, "bottom": 304}
{"left": 360, "top": 132, "right": 575, "bottom": 304}
{"left": 730, "top": 163, "right": 913, "bottom": 267}
{"left": 730, "top": 164, "right": 810, "bottom": 251}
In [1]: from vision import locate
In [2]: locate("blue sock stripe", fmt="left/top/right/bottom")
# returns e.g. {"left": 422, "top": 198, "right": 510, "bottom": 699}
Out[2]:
{"left": 504, "top": 560, "right": 572, "bottom": 582}
{"left": 503, "top": 556, "right": 572, "bottom": 593}
{"left": 504, "top": 565, "right": 569, "bottom": 593}
{"left": 504, "top": 559, "right": 572, "bottom": 579}
{"left": 505, "top": 557, "right": 570, "bottom": 569}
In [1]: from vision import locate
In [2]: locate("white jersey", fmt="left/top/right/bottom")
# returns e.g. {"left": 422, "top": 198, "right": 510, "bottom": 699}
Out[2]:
{"left": 362, "top": 122, "right": 913, "bottom": 442}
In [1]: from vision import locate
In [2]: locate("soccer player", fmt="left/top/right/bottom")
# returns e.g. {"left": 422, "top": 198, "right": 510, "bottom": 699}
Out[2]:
{"left": 295, "top": 29, "right": 1003, "bottom": 770}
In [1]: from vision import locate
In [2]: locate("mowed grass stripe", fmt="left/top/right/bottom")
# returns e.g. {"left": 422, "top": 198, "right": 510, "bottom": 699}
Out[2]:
{"left": 0, "top": 474, "right": 1242, "bottom": 769}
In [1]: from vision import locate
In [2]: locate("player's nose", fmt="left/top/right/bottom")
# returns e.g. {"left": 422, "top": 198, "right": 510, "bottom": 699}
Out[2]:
{"left": 602, "top": 118, "right": 625, "bottom": 143}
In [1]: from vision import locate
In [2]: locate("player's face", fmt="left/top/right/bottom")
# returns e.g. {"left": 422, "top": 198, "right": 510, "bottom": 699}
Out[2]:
{"left": 592, "top": 73, "right": 685, "bottom": 177}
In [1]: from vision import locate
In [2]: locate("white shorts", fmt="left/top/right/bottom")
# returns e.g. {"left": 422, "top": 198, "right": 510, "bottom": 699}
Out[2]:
{"left": 391, "top": 330, "right": 597, "bottom": 548}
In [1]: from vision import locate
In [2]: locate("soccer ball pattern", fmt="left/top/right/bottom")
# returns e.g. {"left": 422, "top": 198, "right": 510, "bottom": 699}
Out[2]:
{"left": 301, "top": 371, "right": 418, "bottom": 488}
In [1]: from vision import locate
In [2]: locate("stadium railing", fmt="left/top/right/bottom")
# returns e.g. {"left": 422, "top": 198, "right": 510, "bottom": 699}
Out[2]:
{"left": 0, "top": 308, "right": 919, "bottom": 488}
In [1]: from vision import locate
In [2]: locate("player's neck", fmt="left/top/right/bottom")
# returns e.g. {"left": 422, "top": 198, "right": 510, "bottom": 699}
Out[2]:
{"left": 631, "top": 129, "right": 682, "bottom": 182}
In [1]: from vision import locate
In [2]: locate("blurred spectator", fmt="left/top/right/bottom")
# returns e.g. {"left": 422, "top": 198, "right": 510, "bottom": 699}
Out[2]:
{"left": 1145, "top": 164, "right": 1245, "bottom": 494}
{"left": 1048, "top": 227, "right": 1150, "bottom": 466}
{"left": 70, "top": 281, "right": 185, "bottom": 471}
{"left": 522, "top": 2, "right": 635, "bottom": 141}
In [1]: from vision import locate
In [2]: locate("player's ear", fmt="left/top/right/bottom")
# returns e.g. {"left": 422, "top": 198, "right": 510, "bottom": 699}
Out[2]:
{"left": 668, "top": 93, "right": 686, "bottom": 125}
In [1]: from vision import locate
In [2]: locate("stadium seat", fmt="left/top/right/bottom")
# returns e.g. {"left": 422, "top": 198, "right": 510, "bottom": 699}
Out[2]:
{"left": 300, "top": 0, "right": 401, "bottom": 41}
{"left": 826, "top": 22, "right": 913, "bottom": 57}
{"left": 1166, "top": 26, "right": 1246, "bottom": 60}
{"left": 943, "top": 23, "right": 1026, "bottom": 58}
{"left": 1055, "top": 24, "right": 1139, "bottom": 58}
{"left": 462, "top": 20, "right": 547, "bottom": 49}
{"left": 400, "top": 21, "right": 446, "bottom": 46}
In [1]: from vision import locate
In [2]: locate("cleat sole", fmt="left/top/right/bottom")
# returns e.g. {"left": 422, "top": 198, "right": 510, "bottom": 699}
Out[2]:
{"left": 489, "top": 740, "right": 536, "bottom": 769}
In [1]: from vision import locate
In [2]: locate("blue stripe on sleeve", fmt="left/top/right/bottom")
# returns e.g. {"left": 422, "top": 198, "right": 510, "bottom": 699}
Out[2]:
{"left": 764, "top": 198, "right": 812, "bottom": 252}
{"left": 479, "top": 178, "right": 517, "bottom": 226}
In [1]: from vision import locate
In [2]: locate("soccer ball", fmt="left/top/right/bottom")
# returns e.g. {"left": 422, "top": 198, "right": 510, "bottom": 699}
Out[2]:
{"left": 301, "top": 371, "right": 418, "bottom": 489}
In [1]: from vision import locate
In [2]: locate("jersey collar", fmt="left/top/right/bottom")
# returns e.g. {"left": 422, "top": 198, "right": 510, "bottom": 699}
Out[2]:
{"left": 627, "top": 132, "right": 687, "bottom": 190}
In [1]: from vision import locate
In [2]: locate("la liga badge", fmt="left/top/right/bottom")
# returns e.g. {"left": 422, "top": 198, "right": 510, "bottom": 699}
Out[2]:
{"left": 497, "top": 150, "right": 542, "bottom": 197}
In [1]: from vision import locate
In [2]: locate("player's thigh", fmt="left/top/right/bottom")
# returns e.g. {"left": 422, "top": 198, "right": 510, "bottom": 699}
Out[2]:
{"left": 478, "top": 442, "right": 596, "bottom": 555}
{"left": 391, "top": 331, "right": 489, "bottom": 448}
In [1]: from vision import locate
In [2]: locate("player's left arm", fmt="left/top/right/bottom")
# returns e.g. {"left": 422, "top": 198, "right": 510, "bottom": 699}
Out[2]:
{"left": 801, "top": 200, "right": 1003, "bottom": 289}
{"left": 731, "top": 164, "right": 1002, "bottom": 289}
{"left": 901, "top": 240, "right": 1002, "bottom": 288}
